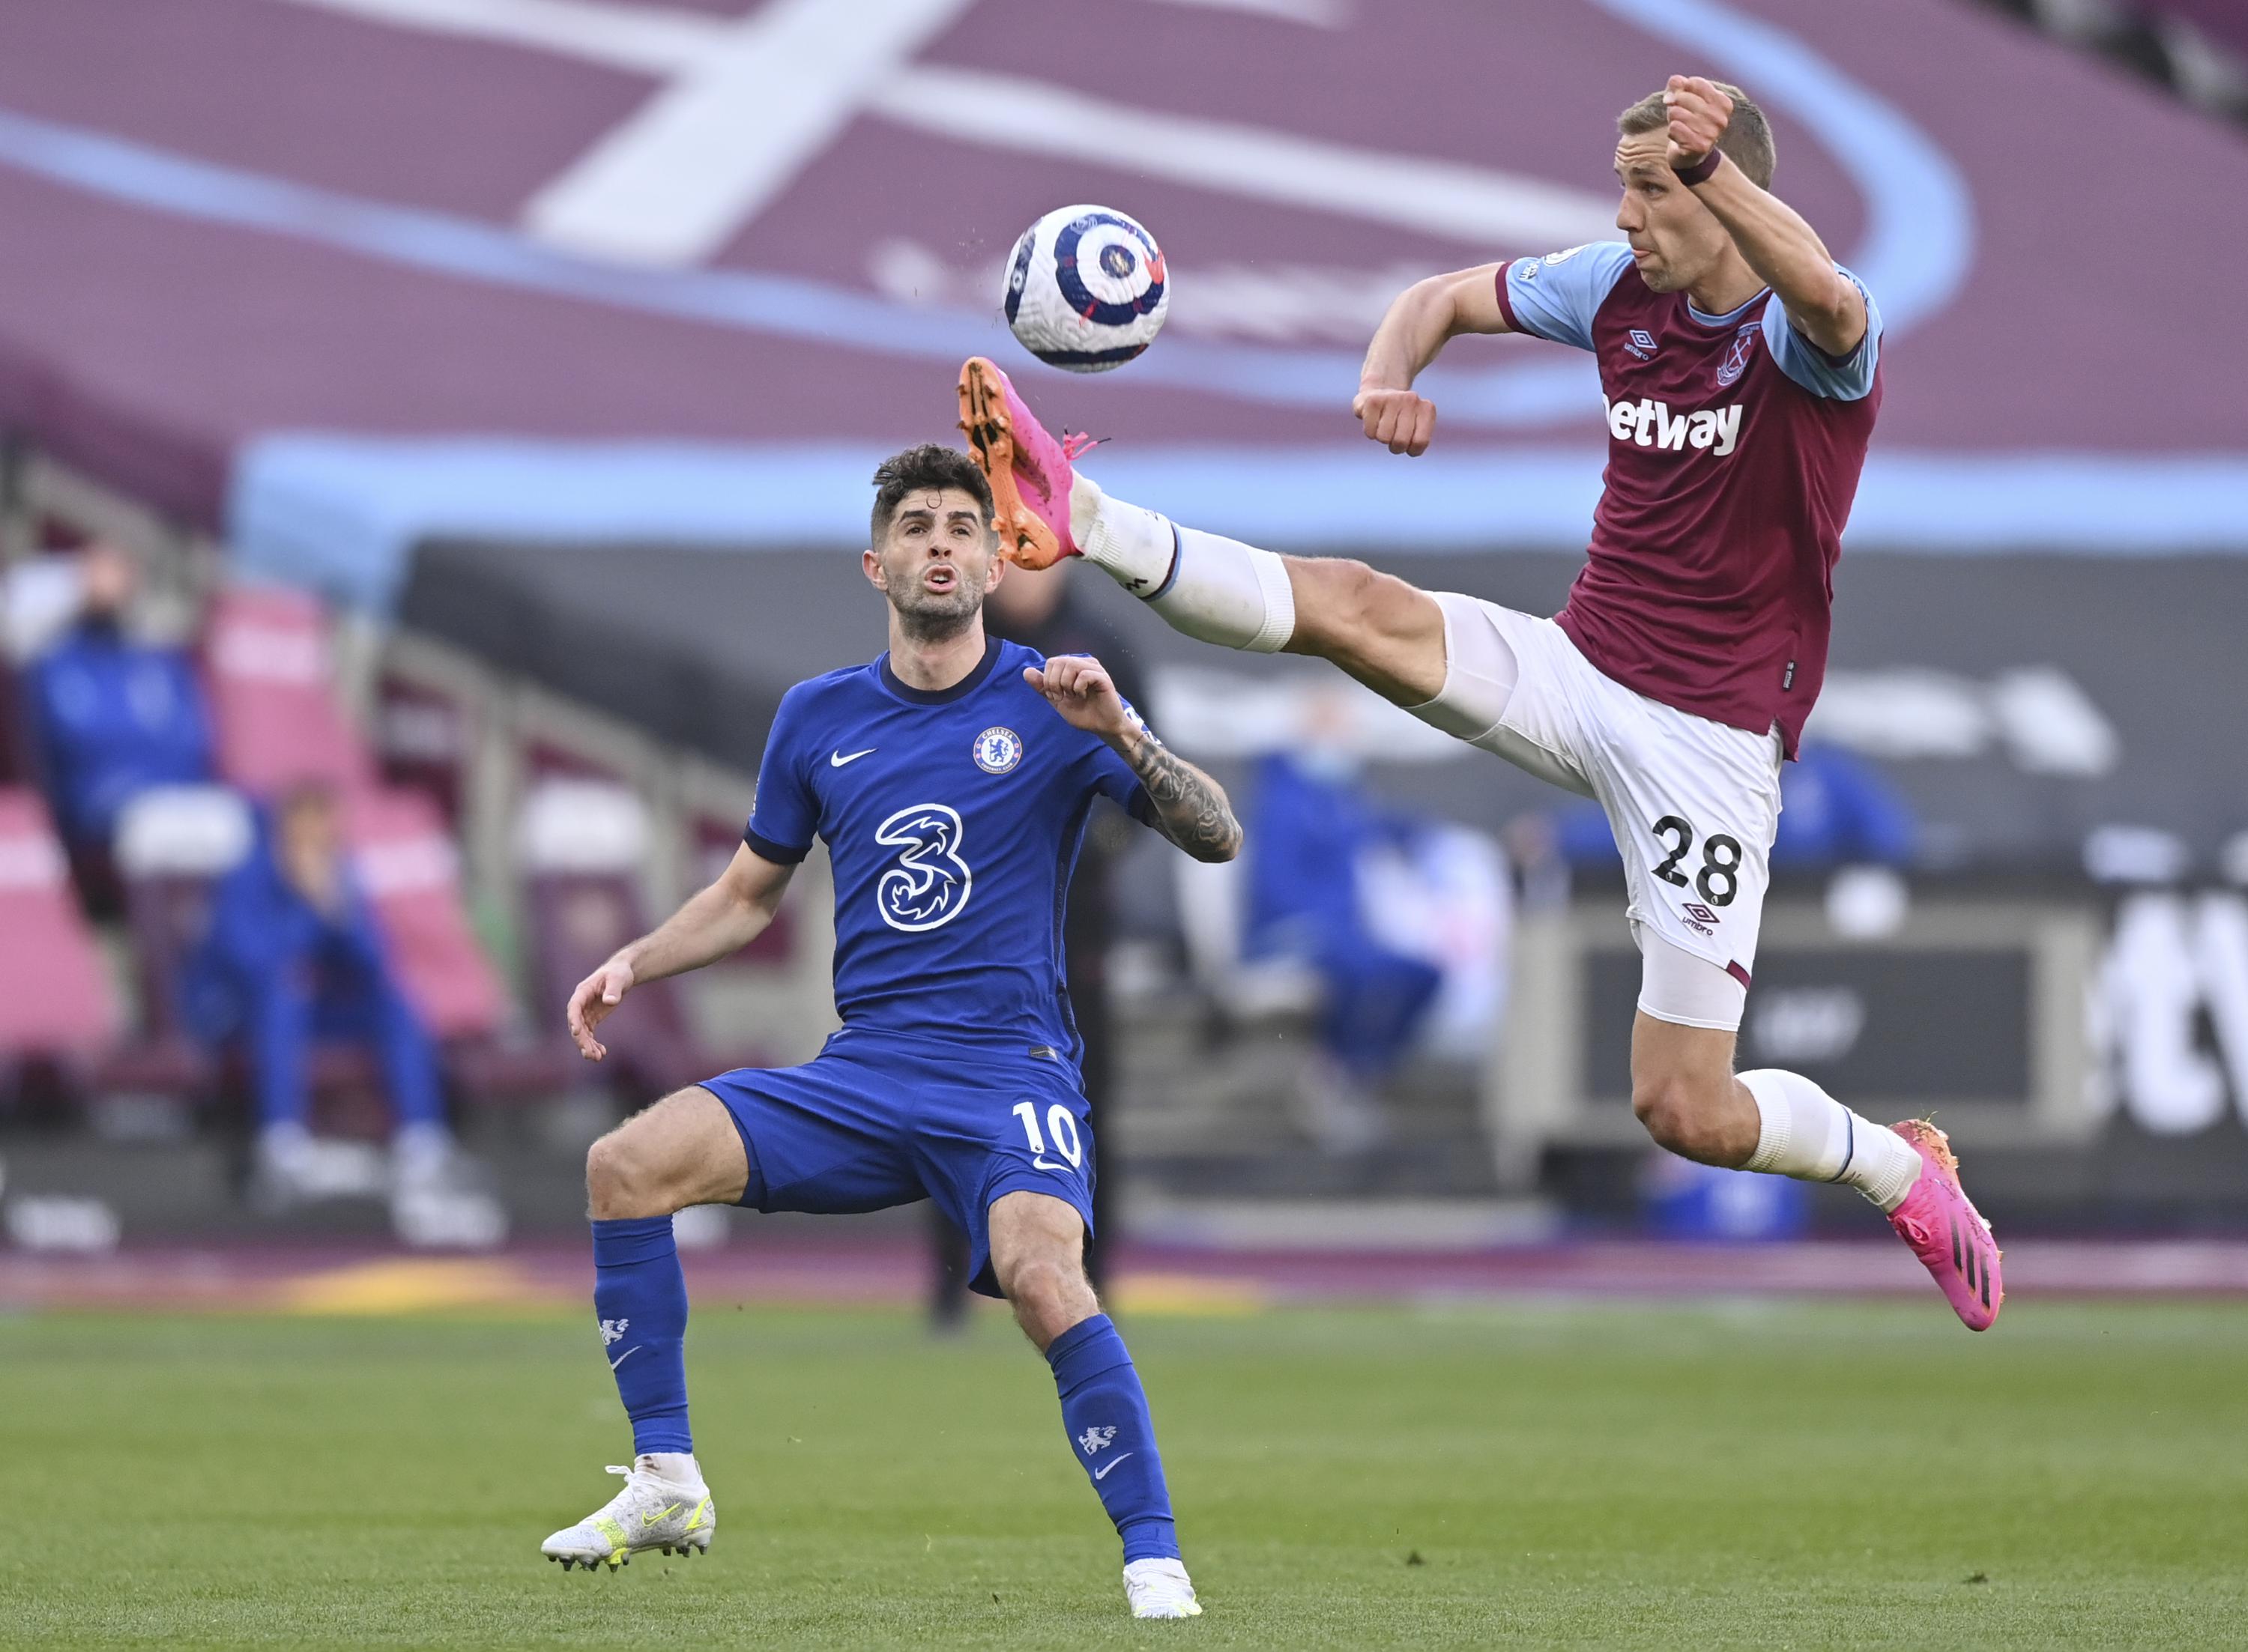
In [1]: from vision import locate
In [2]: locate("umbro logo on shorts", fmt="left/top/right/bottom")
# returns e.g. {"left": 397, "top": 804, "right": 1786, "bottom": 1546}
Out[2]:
{"left": 1683, "top": 902, "right": 1721, "bottom": 925}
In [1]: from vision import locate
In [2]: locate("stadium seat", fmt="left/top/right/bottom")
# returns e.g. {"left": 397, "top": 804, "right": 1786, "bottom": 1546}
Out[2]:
{"left": 100, "top": 784, "right": 250, "bottom": 1101}
{"left": 516, "top": 778, "right": 745, "bottom": 1100}
{"left": 105, "top": 783, "right": 381, "bottom": 1109}
{"left": 200, "top": 584, "right": 374, "bottom": 798}
{"left": 0, "top": 788, "right": 120, "bottom": 1072}
{"left": 350, "top": 785, "right": 575, "bottom": 1101}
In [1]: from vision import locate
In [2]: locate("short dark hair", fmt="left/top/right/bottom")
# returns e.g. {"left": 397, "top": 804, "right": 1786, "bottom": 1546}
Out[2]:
{"left": 869, "top": 444, "right": 994, "bottom": 543}
{"left": 1617, "top": 81, "right": 1774, "bottom": 190}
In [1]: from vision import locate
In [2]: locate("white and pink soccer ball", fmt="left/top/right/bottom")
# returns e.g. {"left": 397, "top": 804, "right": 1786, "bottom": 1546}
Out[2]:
{"left": 1003, "top": 205, "right": 1170, "bottom": 373}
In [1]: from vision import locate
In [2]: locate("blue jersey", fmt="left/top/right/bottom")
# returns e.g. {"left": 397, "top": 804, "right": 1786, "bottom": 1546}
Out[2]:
{"left": 746, "top": 635, "right": 1152, "bottom": 1058}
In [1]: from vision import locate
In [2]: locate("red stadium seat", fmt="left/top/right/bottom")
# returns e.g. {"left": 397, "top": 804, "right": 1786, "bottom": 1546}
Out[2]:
{"left": 516, "top": 778, "right": 752, "bottom": 1101}
{"left": 350, "top": 786, "right": 575, "bottom": 1102}
{"left": 200, "top": 584, "right": 373, "bottom": 799}
{"left": 348, "top": 787, "right": 504, "bottom": 1042}
{"left": 0, "top": 788, "right": 118, "bottom": 1059}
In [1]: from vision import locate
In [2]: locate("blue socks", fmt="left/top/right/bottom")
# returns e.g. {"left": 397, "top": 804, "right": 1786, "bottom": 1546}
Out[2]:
{"left": 590, "top": 1217, "right": 692, "bottom": 1456}
{"left": 1047, "top": 1314, "right": 1179, "bottom": 1563}
{"left": 588, "top": 1227, "right": 1175, "bottom": 1558}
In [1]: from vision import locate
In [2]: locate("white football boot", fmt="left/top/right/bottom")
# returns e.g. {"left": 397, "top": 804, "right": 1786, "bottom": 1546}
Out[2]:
{"left": 541, "top": 1456, "right": 715, "bottom": 1572}
{"left": 1123, "top": 1558, "right": 1203, "bottom": 1618}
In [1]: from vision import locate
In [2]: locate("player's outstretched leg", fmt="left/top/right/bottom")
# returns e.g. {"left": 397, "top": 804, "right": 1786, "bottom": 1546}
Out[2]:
{"left": 959, "top": 354, "right": 1293, "bottom": 647}
{"left": 958, "top": 357, "right": 1446, "bottom": 705}
{"left": 987, "top": 1191, "right": 1202, "bottom": 1620}
{"left": 541, "top": 1089, "right": 746, "bottom": 1570}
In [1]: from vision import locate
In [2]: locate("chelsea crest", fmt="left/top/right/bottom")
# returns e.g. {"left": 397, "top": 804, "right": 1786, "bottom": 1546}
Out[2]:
{"left": 973, "top": 726, "right": 1024, "bottom": 775}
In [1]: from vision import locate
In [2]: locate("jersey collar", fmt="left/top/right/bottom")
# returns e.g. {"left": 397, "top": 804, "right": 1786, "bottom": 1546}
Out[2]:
{"left": 877, "top": 632, "right": 1003, "bottom": 705}
{"left": 1685, "top": 286, "right": 1768, "bottom": 330}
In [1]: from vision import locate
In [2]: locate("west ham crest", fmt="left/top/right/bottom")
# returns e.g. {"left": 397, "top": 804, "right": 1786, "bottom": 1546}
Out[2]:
{"left": 1717, "top": 321, "right": 1762, "bottom": 387}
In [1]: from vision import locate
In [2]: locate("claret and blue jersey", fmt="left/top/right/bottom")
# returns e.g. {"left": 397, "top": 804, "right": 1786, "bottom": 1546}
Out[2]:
{"left": 1491, "top": 240, "right": 1886, "bottom": 756}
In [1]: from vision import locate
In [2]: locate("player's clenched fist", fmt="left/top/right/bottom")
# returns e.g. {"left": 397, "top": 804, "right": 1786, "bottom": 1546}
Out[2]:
{"left": 566, "top": 957, "right": 635, "bottom": 1062}
{"left": 1663, "top": 74, "right": 1732, "bottom": 167}
{"left": 1026, "top": 654, "right": 1131, "bottom": 739}
{"left": 1353, "top": 387, "right": 1436, "bottom": 456}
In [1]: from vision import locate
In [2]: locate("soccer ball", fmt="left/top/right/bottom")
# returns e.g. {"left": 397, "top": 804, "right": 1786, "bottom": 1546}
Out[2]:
{"left": 1003, "top": 205, "right": 1169, "bottom": 373}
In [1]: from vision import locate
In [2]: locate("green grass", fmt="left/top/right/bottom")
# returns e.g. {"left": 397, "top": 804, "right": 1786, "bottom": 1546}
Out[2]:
{"left": 3, "top": 1301, "right": 2246, "bottom": 1648}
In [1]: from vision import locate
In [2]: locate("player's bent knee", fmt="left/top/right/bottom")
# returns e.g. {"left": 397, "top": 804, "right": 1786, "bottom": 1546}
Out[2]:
{"left": 584, "top": 1131, "right": 662, "bottom": 1219}
{"left": 585, "top": 1119, "right": 700, "bottom": 1220}
{"left": 1631, "top": 1073, "right": 1732, "bottom": 1163}
{"left": 1000, "top": 1251, "right": 1096, "bottom": 1343}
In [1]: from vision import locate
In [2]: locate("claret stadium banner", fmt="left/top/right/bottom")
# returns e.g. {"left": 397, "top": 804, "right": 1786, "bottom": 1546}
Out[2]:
{"left": 0, "top": 0, "right": 2243, "bottom": 865}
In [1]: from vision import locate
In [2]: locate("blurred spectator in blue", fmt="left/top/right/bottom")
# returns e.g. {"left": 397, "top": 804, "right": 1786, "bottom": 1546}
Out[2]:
{"left": 1553, "top": 742, "right": 1916, "bottom": 871}
{"left": 1246, "top": 748, "right": 1442, "bottom": 1153}
{"left": 27, "top": 543, "right": 212, "bottom": 907}
{"left": 182, "top": 783, "right": 455, "bottom": 1211}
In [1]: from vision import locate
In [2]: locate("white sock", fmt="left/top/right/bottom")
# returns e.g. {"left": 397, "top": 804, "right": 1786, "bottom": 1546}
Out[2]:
{"left": 1072, "top": 476, "right": 1295, "bottom": 652}
{"left": 638, "top": 1451, "right": 704, "bottom": 1489}
{"left": 1738, "top": 1068, "right": 1921, "bottom": 1212}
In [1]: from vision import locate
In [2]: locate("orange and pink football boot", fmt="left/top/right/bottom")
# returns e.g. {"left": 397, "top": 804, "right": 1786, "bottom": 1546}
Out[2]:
{"left": 1886, "top": 1119, "right": 2003, "bottom": 1331}
{"left": 957, "top": 356, "right": 1099, "bottom": 570}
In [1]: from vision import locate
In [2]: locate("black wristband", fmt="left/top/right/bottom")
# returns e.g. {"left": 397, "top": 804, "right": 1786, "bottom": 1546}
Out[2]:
{"left": 1673, "top": 148, "right": 1723, "bottom": 187}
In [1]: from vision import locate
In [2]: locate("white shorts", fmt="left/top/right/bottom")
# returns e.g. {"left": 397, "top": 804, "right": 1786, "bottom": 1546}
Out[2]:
{"left": 1409, "top": 593, "right": 1783, "bottom": 1032}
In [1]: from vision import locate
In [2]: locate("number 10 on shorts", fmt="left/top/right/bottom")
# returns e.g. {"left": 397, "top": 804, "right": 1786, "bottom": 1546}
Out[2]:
{"left": 1013, "top": 1101, "right": 1084, "bottom": 1168}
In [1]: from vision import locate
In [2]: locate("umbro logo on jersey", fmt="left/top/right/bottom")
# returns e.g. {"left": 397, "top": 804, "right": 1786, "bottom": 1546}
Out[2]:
{"left": 1624, "top": 327, "right": 1659, "bottom": 360}
{"left": 1683, "top": 902, "right": 1721, "bottom": 925}
{"left": 830, "top": 748, "right": 876, "bottom": 767}
{"left": 1078, "top": 1425, "right": 1118, "bottom": 1456}
{"left": 1602, "top": 396, "right": 1743, "bottom": 456}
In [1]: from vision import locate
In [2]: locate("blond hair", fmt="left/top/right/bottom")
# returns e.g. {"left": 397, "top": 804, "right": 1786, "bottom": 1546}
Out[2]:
{"left": 1618, "top": 82, "right": 1774, "bottom": 189}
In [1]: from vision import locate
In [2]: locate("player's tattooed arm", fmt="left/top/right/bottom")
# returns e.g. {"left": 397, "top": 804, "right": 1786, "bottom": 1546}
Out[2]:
{"left": 1118, "top": 726, "right": 1242, "bottom": 863}
{"left": 1025, "top": 653, "right": 1242, "bottom": 862}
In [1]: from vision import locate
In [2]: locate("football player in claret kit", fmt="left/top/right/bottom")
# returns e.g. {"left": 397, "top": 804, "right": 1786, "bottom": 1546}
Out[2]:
{"left": 961, "top": 76, "right": 2004, "bottom": 1328}
{"left": 540, "top": 445, "right": 1236, "bottom": 1620}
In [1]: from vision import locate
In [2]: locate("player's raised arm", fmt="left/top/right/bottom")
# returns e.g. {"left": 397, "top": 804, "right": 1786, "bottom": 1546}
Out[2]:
{"left": 1025, "top": 655, "right": 1242, "bottom": 863}
{"left": 565, "top": 844, "right": 794, "bottom": 1060}
{"left": 1659, "top": 76, "right": 1865, "bottom": 357}
{"left": 1353, "top": 263, "right": 1509, "bottom": 455}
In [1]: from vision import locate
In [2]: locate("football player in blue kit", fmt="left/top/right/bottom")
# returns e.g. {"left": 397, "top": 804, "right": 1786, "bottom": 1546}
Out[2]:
{"left": 540, "top": 444, "right": 1237, "bottom": 1620}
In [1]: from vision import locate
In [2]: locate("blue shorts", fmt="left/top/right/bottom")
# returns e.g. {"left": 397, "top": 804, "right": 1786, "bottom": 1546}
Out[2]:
{"left": 701, "top": 1028, "right": 1096, "bottom": 1298}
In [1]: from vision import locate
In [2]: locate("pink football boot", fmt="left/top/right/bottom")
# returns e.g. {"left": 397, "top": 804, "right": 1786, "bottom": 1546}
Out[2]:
{"left": 1886, "top": 1119, "right": 2003, "bottom": 1331}
{"left": 957, "top": 357, "right": 1099, "bottom": 569}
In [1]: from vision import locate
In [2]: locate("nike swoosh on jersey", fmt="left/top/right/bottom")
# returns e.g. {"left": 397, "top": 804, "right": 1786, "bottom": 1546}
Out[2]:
{"left": 830, "top": 748, "right": 876, "bottom": 767}
{"left": 1092, "top": 1452, "right": 1134, "bottom": 1482}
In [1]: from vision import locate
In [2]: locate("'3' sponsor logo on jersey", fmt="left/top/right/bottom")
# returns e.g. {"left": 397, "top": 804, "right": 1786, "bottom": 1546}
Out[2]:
{"left": 874, "top": 803, "right": 973, "bottom": 932}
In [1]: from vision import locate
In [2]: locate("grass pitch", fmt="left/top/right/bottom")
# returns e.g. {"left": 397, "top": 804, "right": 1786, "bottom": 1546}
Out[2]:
{"left": 3, "top": 1298, "right": 2244, "bottom": 1648}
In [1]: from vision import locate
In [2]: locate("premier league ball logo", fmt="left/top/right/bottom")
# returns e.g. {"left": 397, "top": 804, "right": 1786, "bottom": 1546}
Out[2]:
{"left": 973, "top": 727, "right": 1024, "bottom": 775}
